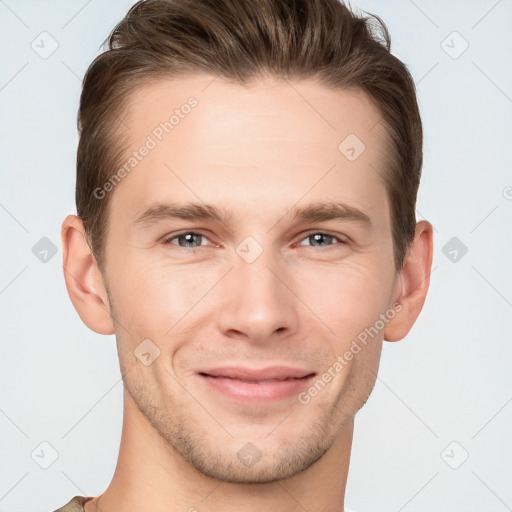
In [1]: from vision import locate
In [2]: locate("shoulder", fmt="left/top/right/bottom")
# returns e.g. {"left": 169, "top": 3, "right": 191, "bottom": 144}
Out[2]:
{"left": 53, "top": 496, "right": 92, "bottom": 512}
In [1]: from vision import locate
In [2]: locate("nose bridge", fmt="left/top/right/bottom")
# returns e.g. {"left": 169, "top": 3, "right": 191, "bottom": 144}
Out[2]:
{"left": 217, "top": 239, "right": 298, "bottom": 341}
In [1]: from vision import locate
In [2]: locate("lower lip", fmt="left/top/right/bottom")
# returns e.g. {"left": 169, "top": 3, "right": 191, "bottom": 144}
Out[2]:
{"left": 199, "top": 374, "right": 315, "bottom": 403}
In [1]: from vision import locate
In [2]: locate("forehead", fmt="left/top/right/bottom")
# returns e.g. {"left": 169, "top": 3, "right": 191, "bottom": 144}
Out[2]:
{"left": 110, "top": 74, "right": 390, "bottom": 229}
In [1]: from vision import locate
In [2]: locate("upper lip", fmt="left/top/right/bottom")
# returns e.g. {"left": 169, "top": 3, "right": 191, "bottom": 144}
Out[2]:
{"left": 198, "top": 366, "right": 315, "bottom": 381}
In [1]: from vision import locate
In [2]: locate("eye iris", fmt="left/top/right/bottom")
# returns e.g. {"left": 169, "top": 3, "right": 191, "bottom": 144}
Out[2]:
{"left": 179, "top": 233, "right": 201, "bottom": 247}
{"left": 311, "top": 233, "right": 333, "bottom": 246}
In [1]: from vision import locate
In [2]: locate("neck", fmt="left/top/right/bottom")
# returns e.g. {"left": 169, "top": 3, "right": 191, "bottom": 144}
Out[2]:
{"left": 86, "top": 389, "right": 353, "bottom": 512}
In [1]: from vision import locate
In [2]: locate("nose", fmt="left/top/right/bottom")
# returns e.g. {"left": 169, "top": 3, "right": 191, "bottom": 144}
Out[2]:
{"left": 216, "top": 247, "right": 300, "bottom": 344}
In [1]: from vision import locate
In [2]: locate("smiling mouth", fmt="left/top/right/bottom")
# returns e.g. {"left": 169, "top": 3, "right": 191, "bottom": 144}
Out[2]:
{"left": 197, "top": 368, "right": 316, "bottom": 402}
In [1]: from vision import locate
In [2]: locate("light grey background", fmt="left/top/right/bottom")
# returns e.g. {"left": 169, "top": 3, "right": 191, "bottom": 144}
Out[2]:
{"left": 1, "top": 1, "right": 511, "bottom": 511}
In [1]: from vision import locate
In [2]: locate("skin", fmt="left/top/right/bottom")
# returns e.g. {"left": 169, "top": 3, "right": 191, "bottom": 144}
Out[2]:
{"left": 61, "top": 73, "right": 433, "bottom": 512}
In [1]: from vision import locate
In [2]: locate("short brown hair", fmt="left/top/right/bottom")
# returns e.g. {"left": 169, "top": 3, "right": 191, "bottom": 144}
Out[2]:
{"left": 76, "top": 0, "right": 422, "bottom": 272}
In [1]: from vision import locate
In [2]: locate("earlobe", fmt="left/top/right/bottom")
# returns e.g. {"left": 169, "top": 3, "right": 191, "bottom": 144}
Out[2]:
{"left": 384, "top": 220, "right": 434, "bottom": 342}
{"left": 61, "top": 214, "right": 115, "bottom": 335}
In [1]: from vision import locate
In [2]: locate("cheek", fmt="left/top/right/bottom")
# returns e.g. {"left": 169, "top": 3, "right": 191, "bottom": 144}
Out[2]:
{"left": 107, "top": 257, "right": 213, "bottom": 338}
{"left": 294, "top": 259, "right": 392, "bottom": 342}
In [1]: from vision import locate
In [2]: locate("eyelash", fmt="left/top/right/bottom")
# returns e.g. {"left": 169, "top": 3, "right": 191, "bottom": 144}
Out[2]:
{"left": 161, "top": 230, "right": 348, "bottom": 251}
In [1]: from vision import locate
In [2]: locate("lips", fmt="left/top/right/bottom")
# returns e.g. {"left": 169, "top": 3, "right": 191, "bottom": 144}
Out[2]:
{"left": 197, "top": 366, "right": 316, "bottom": 402}
{"left": 198, "top": 366, "right": 315, "bottom": 381}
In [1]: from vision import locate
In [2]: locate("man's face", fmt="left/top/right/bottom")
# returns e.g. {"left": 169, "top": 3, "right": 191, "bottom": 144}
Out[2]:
{"left": 101, "top": 74, "right": 401, "bottom": 483}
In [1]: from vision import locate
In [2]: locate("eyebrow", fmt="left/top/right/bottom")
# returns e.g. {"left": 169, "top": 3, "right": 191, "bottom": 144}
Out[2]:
{"left": 134, "top": 203, "right": 232, "bottom": 225}
{"left": 133, "top": 201, "right": 372, "bottom": 229}
{"left": 289, "top": 202, "right": 371, "bottom": 227}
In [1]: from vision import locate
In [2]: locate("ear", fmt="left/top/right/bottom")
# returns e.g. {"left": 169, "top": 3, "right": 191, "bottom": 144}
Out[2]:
{"left": 61, "top": 215, "right": 115, "bottom": 335}
{"left": 384, "top": 220, "right": 434, "bottom": 342}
